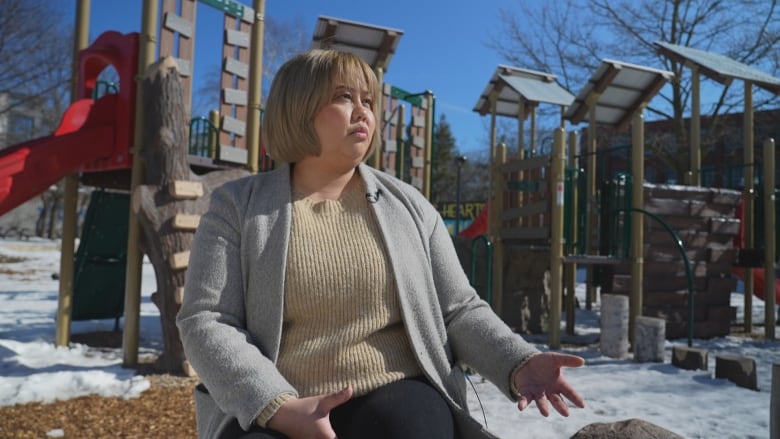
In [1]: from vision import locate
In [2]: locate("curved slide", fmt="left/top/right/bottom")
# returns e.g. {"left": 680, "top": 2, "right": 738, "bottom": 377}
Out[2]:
{"left": 732, "top": 199, "right": 780, "bottom": 302}
{"left": 0, "top": 94, "right": 120, "bottom": 216}
{"left": 732, "top": 267, "right": 780, "bottom": 302}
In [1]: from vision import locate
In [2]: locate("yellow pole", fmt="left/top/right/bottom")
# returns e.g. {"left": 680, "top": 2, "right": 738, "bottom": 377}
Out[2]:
{"left": 690, "top": 64, "right": 701, "bottom": 186}
{"left": 549, "top": 128, "right": 566, "bottom": 349}
{"left": 629, "top": 108, "right": 645, "bottom": 347}
{"left": 743, "top": 81, "right": 755, "bottom": 332}
{"left": 55, "top": 0, "right": 91, "bottom": 347}
{"left": 123, "top": 0, "right": 158, "bottom": 367}
{"left": 209, "top": 109, "right": 220, "bottom": 159}
{"left": 245, "top": 0, "right": 265, "bottom": 174}
{"left": 763, "top": 138, "right": 776, "bottom": 340}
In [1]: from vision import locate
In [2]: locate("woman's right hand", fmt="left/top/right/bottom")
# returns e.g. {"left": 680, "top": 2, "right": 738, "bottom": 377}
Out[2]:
{"left": 267, "top": 386, "right": 353, "bottom": 439}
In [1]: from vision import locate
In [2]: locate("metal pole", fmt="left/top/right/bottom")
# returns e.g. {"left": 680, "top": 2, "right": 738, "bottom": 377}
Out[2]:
{"left": 744, "top": 81, "right": 755, "bottom": 332}
{"left": 123, "top": 0, "right": 158, "bottom": 367}
{"left": 772, "top": 363, "right": 779, "bottom": 439}
{"left": 565, "top": 130, "right": 578, "bottom": 335}
{"left": 764, "top": 138, "right": 776, "bottom": 340}
{"left": 585, "top": 93, "right": 600, "bottom": 310}
{"left": 56, "top": 0, "right": 91, "bottom": 347}
{"left": 630, "top": 108, "right": 645, "bottom": 347}
{"left": 245, "top": 0, "right": 265, "bottom": 174}
{"left": 549, "top": 128, "right": 566, "bottom": 349}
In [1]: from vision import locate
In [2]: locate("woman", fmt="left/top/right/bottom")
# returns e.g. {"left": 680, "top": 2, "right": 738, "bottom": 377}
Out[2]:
{"left": 177, "top": 49, "right": 585, "bottom": 439}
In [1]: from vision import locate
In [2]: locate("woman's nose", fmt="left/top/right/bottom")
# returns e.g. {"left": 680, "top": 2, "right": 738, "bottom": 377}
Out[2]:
{"left": 353, "top": 104, "right": 368, "bottom": 121}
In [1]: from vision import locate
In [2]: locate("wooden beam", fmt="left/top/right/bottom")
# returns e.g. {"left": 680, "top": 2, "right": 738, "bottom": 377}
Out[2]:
{"left": 173, "top": 213, "right": 201, "bottom": 230}
{"left": 170, "top": 180, "right": 203, "bottom": 198}
{"left": 170, "top": 251, "right": 191, "bottom": 270}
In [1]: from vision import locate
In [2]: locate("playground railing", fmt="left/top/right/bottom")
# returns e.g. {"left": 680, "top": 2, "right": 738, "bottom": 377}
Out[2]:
{"left": 189, "top": 116, "right": 218, "bottom": 158}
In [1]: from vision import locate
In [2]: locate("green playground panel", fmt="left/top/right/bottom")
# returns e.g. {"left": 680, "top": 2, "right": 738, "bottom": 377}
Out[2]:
{"left": 72, "top": 190, "right": 129, "bottom": 323}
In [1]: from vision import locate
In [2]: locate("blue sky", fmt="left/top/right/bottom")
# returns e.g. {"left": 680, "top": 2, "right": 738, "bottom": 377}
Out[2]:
{"left": 71, "top": 0, "right": 520, "bottom": 155}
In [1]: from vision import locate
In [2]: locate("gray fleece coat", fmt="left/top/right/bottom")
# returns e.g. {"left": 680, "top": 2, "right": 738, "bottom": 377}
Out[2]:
{"left": 176, "top": 163, "right": 539, "bottom": 439}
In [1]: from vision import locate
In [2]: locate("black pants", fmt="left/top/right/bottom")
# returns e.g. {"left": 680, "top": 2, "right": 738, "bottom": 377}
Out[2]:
{"left": 234, "top": 376, "right": 455, "bottom": 439}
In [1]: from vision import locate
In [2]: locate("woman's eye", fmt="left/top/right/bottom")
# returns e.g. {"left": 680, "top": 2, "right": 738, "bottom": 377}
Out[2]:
{"left": 361, "top": 98, "right": 373, "bottom": 107}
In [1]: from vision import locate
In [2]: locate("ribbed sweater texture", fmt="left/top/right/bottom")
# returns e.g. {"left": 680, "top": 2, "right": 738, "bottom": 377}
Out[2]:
{"left": 275, "top": 180, "right": 422, "bottom": 400}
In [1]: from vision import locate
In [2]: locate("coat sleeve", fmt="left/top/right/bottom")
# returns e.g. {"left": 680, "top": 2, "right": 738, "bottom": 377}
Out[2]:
{"left": 425, "top": 207, "right": 540, "bottom": 400}
{"left": 176, "top": 182, "right": 297, "bottom": 431}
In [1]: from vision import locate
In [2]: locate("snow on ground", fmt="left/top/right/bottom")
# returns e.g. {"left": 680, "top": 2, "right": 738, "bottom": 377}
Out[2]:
{"left": 1, "top": 237, "right": 778, "bottom": 438}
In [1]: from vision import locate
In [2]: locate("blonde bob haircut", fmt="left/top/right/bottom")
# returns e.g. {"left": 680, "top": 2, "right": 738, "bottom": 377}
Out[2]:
{"left": 262, "top": 49, "right": 382, "bottom": 163}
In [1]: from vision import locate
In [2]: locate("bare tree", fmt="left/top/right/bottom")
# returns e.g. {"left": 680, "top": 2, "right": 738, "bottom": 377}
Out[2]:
{"left": 0, "top": 1, "right": 75, "bottom": 238}
{"left": 488, "top": 0, "right": 780, "bottom": 181}
{"left": 0, "top": 0, "right": 72, "bottom": 132}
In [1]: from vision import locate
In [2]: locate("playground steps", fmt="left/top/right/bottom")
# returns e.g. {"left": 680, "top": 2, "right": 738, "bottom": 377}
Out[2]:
{"left": 602, "top": 183, "right": 743, "bottom": 339}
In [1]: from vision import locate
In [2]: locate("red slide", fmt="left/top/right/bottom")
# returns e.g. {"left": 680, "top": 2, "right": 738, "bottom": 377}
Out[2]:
{"left": 732, "top": 197, "right": 780, "bottom": 302}
{"left": 0, "top": 94, "right": 123, "bottom": 216}
{"left": 459, "top": 203, "right": 488, "bottom": 238}
{"left": 0, "top": 31, "right": 138, "bottom": 217}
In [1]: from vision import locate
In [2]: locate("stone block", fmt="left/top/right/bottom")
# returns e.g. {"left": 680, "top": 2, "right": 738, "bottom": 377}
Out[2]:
{"left": 715, "top": 355, "right": 758, "bottom": 390}
{"left": 571, "top": 418, "right": 684, "bottom": 439}
{"left": 672, "top": 345, "right": 708, "bottom": 371}
{"left": 634, "top": 316, "right": 665, "bottom": 362}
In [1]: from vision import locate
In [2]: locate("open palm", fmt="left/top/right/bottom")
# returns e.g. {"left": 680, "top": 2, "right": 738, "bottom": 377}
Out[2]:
{"left": 512, "top": 352, "right": 585, "bottom": 417}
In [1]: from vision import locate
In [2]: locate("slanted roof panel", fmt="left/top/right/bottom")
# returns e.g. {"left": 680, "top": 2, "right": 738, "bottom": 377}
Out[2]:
{"left": 565, "top": 59, "right": 673, "bottom": 129}
{"left": 473, "top": 65, "right": 574, "bottom": 117}
{"left": 655, "top": 41, "right": 780, "bottom": 94}
{"left": 311, "top": 16, "right": 404, "bottom": 72}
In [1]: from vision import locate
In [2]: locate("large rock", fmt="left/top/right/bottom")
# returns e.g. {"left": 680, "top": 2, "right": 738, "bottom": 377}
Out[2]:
{"left": 570, "top": 418, "right": 684, "bottom": 439}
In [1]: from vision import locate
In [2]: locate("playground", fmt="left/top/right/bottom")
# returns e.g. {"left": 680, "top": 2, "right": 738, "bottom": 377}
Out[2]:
{"left": 0, "top": 237, "right": 777, "bottom": 437}
{"left": 0, "top": 0, "right": 779, "bottom": 437}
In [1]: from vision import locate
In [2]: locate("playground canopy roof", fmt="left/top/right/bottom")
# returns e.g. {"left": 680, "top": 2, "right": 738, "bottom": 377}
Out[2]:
{"left": 565, "top": 59, "right": 674, "bottom": 130}
{"left": 473, "top": 65, "right": 575, "bottom": 118}
{"left": 654, "top": 41, "right": 780, "bottom": 95}
{"left": 311, "top": 16, "right": 403, "bottom": 72}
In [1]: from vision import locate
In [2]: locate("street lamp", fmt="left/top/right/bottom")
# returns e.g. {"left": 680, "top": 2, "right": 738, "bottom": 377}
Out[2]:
{"left": 455, "top": 155, "right": 468, "bottom": 235}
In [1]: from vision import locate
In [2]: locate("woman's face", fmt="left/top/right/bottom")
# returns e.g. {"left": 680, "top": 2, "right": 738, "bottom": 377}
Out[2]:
{"left": 311, "top": 78, "right": 376, "bottom": 171}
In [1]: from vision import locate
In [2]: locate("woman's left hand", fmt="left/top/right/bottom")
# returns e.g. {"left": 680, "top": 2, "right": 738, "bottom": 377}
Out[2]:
{"left": 512, "top": 352, "right": 585, "bottom": 417}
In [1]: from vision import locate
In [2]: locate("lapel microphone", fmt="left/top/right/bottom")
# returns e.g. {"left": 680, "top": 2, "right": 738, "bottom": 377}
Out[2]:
{"left": 365, "top": 189, "right": 382, "bottom": 203}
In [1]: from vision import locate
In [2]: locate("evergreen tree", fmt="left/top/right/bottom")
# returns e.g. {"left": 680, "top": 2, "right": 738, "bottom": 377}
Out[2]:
{"left": 430, "top": 113, "right": 458, "bottom": 205}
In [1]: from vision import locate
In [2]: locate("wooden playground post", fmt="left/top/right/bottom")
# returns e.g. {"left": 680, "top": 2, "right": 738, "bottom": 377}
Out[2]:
{"left": 423, "top": 92, "right": 434, "bottom": 199}
{"left": 584, "top": 93, "right": 600, "bottom": 310}
{"left": 689, "top": 64, "right": 701, "bottom": 186}
{"left": 123, "top": 0, "right": 158, "bottom": 367}
{"left": 490, "top": 143, "right": 507, "bottom": 317}
{"left": 372, "top": 67, "right": 385, "bottom": 170}
{"left": 763, "top": 138, "right": 776, "bottom": 340}
{"left": 565, "top": 130, "right": 578, "bottom": 335}
{"left": 55, "top": 0, "right": 91, "bottom": 347}
{"left": 629, "top": 108, "right": 645, "bottom": 347}
{"left": 743, "top": 81, "right": 755, "bottom": 332}
{"left": 245, "top": 0, "right": 266, "bottom": 174}
{"left": 549, "top": 128, "right": 566, "bottom": 349}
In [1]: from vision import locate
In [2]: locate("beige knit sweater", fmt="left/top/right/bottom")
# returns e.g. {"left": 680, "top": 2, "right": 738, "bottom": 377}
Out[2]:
{"left": 258, "top": 181, "right": 422, "bottom": 424}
